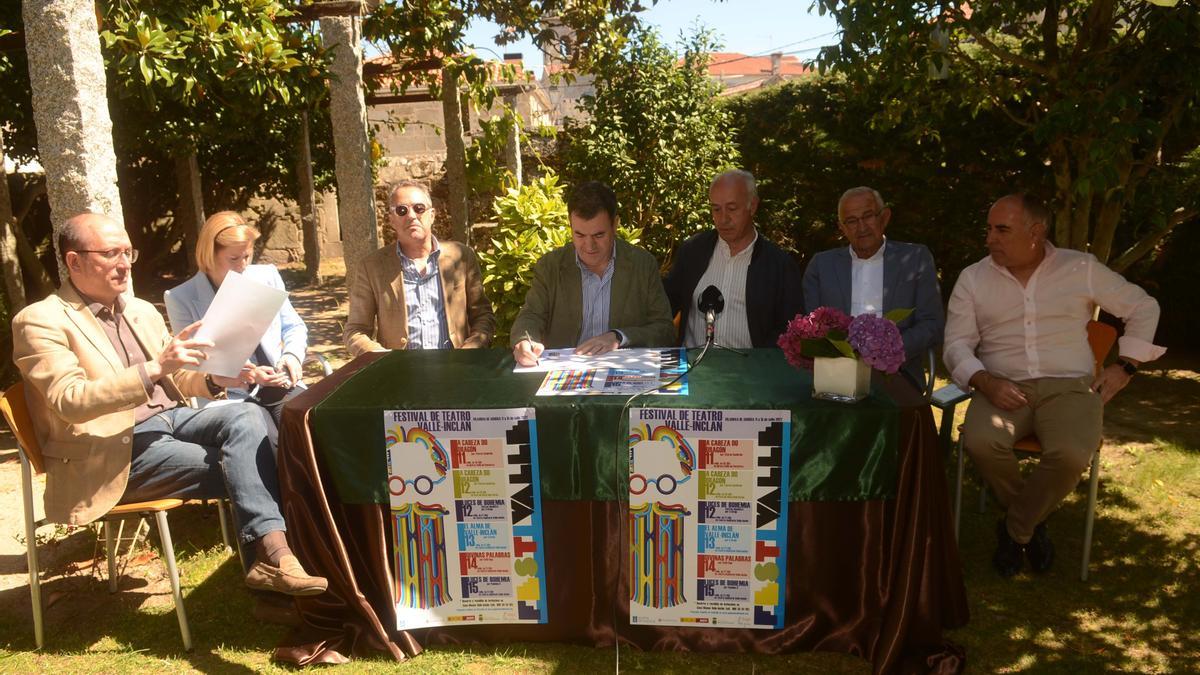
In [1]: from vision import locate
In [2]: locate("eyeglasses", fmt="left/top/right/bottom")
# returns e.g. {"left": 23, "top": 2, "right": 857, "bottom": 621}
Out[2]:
{"left": 841, "top": 210, "right": 882, "bottom": 228}
{"left": 388, "top": 473, "right": 446, "bottom": 496}
{"left": 73, "top": 248, "right": 139, "bottom": 263}
{"left": 629, "top": 473, "right": 684, "bottom": 496}
{"left": 392, "top": 203, "right": 430, "bottom": 217}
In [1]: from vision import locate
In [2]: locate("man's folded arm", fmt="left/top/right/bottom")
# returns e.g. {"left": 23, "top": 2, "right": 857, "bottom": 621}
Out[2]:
{"left": 509, "top": 257, "right": 554, "bottom": 347}
{"left": 461, "top": 247, "right": 497, "bottom": 349}
{"left": 616, "top": 266, "right": 676, "bottom": 348}
{"left": 343, "top": 266, "right": 385, "bottom": 356}
{"left": 901, "top": 245, "right": 946, "bottom": 361}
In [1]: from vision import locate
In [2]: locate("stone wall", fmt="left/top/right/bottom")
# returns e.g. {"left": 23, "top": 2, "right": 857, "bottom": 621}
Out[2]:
{"left": 248, "top": 190, "right": 344, "bottom": 265}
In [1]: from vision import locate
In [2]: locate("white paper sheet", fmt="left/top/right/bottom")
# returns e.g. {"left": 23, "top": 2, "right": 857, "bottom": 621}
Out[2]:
{"left": 189, "top": 270, "right": 287, "bottom": 378}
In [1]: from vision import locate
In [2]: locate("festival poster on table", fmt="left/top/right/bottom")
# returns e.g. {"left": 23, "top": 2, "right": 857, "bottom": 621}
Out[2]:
{"left": 384, "top": 407, "right": 548, "bottom": 629}
{"left": 627, "top": 408, "right": 790, "bottom": 629}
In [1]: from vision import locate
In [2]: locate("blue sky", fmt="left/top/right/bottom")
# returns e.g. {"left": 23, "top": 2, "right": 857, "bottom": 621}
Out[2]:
{"left": 462, "top": 0, "right": 840, "bottom": 76}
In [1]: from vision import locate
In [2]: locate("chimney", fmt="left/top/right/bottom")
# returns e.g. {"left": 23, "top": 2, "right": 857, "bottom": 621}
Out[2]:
{"left": 770, "top": 52, "right": 782, "bottom": 76}
{"left": 503, "top": 52, "right": 523, "bottom": 64}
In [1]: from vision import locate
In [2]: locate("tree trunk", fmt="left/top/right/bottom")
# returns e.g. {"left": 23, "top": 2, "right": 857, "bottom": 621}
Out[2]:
{"left": 0, "top": 130, "right": 28, "bottom": 310}
{"left": 24, "top": 0, "right": 125, "bottom": 284}
{"left": 441, "top": 67, "right": 470, "bottom": 244}
{"left": 502, "top": 93, "right": 522, "bottom": 187}
{"left": 296, "top": 111, "right": 322, "bottom": 284}
{"left": 174, "top": 152, "right": 205, "bottom": 272}
{"left": 320, "top": 15, "right": 379, "bottom": 278}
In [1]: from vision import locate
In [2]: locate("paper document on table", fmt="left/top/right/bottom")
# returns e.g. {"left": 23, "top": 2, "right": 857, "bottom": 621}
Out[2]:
{"left": 188, "top": 270, "right": 287, "bottom": 378}
{"left": 534, "top": 348, "right": 688, "bottom": 396}
{"left": 513, "top": 347, "right": 667, "bottom": 373}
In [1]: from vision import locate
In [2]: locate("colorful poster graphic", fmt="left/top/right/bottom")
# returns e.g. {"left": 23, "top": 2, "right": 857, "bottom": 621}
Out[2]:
{"left": 535, "top": 348, "right": 688, "bottom": 396}
{"left": 386, "top": 407, "right": 548, "bottom": 629}
{"left": 627, "top": 408, "right": 790, "bottom": 629}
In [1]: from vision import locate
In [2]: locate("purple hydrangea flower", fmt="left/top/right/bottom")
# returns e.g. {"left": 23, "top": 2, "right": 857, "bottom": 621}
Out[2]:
{"left": 847, "top": 314, "right": 906, "bottom": 374}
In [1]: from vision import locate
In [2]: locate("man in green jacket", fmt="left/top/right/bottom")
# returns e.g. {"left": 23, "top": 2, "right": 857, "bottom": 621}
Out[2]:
{"left": 511, "top": 181, "right": 675, "bottom": 366}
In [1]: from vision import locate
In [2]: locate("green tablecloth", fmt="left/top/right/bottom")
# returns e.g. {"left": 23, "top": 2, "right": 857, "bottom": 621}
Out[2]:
{"left": 309, "top": 348, "right": 900, "bottom": 503}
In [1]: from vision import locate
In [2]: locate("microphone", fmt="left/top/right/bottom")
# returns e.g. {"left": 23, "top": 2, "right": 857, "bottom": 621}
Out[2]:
{"left": 698, "top": 285, "right": 724, "bottom": 344}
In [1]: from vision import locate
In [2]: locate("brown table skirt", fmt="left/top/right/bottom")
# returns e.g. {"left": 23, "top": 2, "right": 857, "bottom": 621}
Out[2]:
{"left": 273, "top": 354, "right": 968, "bottom": 674}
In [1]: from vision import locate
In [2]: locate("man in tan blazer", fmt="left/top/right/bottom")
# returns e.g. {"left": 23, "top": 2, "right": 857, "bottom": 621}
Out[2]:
{"left": 343, "top": 180, "right": 496, "bottom": 356}
{"left": 511, "top": 181, "right": 675, "bottom": 366}
{"left": 12, "top": 213, "right": 326, "bottom": 599}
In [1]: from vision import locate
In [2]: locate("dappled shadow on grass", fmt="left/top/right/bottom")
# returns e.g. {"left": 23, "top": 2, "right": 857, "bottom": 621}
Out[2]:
{"left": 947, "top": 467, "right": 1199, "bottom": 672}
{"left": 0, "top": 505, "right": 283, "bottom": 671}
{"left": 1103, "top": 352, "right": 1200, "bottom": 452}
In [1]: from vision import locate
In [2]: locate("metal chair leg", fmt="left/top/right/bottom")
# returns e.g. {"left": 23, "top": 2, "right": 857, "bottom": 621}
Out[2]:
{"left": 104, "top": 521, "right": 118, "bottom": 593}
{"left": 1081, "top": 450, "right": 1101, "bottom": 582}
{"left": 216, "top": 499, "right": 234, "bottom": 554}
{"left": 153, "top": 511, "right": 193, "bottom": 651}
{"left": 953, "top": 437, "right": 964, "bottom": 541}
{"left": 20, "top": 452, "right": 44, "bottom": 649}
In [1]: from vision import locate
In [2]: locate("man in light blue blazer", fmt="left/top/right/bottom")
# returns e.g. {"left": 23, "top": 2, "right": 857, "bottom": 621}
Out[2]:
{"left": 802, "top": 186, "right": 944, "bottom": 389}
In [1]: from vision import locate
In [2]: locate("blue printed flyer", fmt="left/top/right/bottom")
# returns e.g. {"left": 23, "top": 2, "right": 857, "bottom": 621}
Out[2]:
{"left": 385, "top": 407, "right": 548, "bottom": 629}
{"left": 627, "top": 408, "right": 790, "bottom": 629}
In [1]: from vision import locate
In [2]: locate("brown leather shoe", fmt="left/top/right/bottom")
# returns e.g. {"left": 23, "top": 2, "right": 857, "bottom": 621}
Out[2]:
{"left": 245, "top": 554, "right": 328, "bottom": 596}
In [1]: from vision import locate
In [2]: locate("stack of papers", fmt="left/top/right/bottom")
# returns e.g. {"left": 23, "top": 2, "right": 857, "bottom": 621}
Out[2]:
{"left": 516, "top": 348, "right": 689, "bottom": 397}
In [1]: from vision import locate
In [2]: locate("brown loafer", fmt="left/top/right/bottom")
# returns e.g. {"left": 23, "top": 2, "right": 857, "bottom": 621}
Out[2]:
{"left": 245, "top": 554, "right": 328, "bottom": 596}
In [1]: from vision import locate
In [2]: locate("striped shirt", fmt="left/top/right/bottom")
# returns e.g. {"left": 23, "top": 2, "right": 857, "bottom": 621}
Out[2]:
{"left": 397, "top": 240, "right": 451, "bottom": 350}
{"left": 577, "top": 248, "right": 617, "bottom": 345}
{"left": 684, "top": 231, "right": 757, "bottom": 348}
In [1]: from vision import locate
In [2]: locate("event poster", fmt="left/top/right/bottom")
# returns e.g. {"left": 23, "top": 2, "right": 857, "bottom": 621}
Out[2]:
{"left": 627, "top": 408, "right": 790, "bottom": 629}
{"left": 384, "top": 407, "right": 548, "bottom": 629}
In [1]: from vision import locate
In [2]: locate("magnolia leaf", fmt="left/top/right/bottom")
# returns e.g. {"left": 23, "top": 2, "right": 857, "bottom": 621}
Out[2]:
{"left": 800, "top": 338, "right": 844, "bottom": 359}
{"left": 884, "top": 307, "right": 914, "bottom": 323}
{"left": 1143, "top": 0, "right": 1179, "bottom": 6}
{"left": 829, "top": 338, "right": 857, "bottom": 359}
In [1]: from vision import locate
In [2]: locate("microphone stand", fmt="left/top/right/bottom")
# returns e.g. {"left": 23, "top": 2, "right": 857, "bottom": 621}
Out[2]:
{"left": 696, "top": 308, "right": 747, "bottom": 359}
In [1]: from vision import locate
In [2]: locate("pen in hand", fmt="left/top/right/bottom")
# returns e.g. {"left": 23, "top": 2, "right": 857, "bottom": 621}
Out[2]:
{"left": 522, "top": 331, "right": 539, "bottom": 366}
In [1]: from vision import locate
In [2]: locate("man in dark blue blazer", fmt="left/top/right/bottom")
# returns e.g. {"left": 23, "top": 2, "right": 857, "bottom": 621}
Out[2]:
{"left": 802, "top": 187, "right": 944, "bottom": 389}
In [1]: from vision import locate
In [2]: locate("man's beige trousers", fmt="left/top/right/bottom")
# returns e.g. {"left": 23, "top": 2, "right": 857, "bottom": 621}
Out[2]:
{"left": 963, "top": 376, "right": 1102, "bottom": 543}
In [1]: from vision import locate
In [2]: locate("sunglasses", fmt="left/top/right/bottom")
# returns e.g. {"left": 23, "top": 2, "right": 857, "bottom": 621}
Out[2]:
{"left": 392, "top": 203, "right": 430, "bottom": 217}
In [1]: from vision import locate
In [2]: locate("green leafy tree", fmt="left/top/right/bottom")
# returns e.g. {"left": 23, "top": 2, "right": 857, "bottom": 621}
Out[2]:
{"left": 364, "top": 0, "right": 656, "bottom": 213}
{"left": 814, "top": 0, "right": 1200, "bottom": 271}
{"left": 99, "top": 0, "right": 333, "bottom": 195}
{"left": 560, "top": 26, "right": 738, "bottom": 262}
{"left": 723, "top": 72, "right": 1045, "bottom": 284}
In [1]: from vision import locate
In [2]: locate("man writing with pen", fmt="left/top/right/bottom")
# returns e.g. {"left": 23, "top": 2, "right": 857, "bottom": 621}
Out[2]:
{"left": 511, "top": 181, "right": 675, "bottom": 366}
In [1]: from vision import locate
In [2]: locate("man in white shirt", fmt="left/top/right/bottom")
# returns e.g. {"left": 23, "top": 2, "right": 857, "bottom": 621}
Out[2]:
{"left": 944, "top": 193, "right": 1165, "bottom": 577}
{"left": 664, "top": 170, "right": 803, "bottom": 348}
{"left": 802, "top": 186, "right": 944, "bottom": 388}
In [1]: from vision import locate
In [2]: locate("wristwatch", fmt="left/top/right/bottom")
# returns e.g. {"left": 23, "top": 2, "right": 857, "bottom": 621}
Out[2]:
{"left": 1117, "top": 358, "right": 1138, "bottom": 376}
{"left": 204, "top": 374, "right": 225, "bottom": 397}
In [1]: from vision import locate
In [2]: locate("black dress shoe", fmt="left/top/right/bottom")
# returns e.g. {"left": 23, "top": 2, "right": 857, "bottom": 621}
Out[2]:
{"left": 993, "top": 518, "right": 1024, "bottom": 578}
{"left": 1026, "top": 521, "right": 1055, "bottom": 573}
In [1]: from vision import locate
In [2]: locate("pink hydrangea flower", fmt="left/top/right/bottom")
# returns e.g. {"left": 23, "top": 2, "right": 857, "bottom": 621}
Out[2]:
{"left": 777, "top": 307, "right": 852, "bottom": 370}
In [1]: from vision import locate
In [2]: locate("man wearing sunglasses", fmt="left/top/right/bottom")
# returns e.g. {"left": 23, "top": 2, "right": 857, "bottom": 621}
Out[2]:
{"left": 12, "top": 212, "right": 328, "bottom": 603}
{"left": 801, "top": 186, "right": 944, "bottom": 390}
{"left": 511, "top": 181, "right": 674, "bottom": 366}
{"left": 344, "top": 180, "right": 496, "bottom": 356}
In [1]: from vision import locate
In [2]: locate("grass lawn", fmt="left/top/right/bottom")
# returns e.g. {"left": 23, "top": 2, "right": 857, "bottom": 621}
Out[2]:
{"left": 1, "top": 351, "right": 1196, "bottom": 674}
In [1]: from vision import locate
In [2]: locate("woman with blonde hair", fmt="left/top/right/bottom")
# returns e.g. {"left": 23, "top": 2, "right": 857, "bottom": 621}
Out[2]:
{"left": 165, "top": 211, "right": 309, "bottom": 428}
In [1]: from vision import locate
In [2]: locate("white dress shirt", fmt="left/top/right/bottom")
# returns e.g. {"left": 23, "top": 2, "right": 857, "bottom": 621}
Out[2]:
{"left": 944, "top": 242, "right": 1165, "bottom": 389}
{"left": 850, "top": 239, "right": 886, "bottom": 317}
{"left": 684, "top": 231, "right": 757, "bottom": 349}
